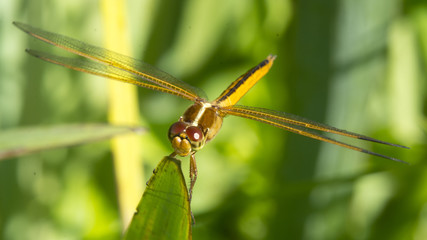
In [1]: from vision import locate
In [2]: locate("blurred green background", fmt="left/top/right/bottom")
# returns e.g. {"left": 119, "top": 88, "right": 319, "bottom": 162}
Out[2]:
{"left": 1, "top": 0, "right": 426, "bottom": 239}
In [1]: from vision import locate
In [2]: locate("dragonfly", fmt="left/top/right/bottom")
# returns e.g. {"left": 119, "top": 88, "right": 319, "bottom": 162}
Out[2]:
{"left": 14, "top": 22, "right": 408, "bottom": 201}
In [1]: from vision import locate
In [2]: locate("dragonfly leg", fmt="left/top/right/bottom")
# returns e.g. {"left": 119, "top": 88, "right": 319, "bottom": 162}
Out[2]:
{"left": 189, "top": 153, "right": 198, "bottom": 202}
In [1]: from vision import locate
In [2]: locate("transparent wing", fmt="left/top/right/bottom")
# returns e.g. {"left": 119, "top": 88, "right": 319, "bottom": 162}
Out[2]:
{"left": 221, "top": 105, "right": 409, "bottom": 164}
{"left": 14, "top": 22, "right": 206, "bottom": 101}
{"left": 25, "top": 49, "right": 189, "bottom": 96}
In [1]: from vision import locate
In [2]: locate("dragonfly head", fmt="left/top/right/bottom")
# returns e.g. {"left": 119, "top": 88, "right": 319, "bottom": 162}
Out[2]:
{"left": 168, "top": 121, "right": 205, "bottom": 156}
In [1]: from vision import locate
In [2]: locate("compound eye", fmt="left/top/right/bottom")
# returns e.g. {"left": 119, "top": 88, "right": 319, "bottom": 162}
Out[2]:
{"left": 186, "top": 126, "right": 203, "bottom": 142}
{"left": 169, "top": 122, "right": 187, "bottom": 137}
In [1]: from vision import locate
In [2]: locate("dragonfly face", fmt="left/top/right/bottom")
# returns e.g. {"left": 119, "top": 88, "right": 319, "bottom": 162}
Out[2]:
{"left": 13, "top": 22, "right": 409, "bottom": 202}
{"left": 169, "top": 101, "right": 224, "bottom": 156}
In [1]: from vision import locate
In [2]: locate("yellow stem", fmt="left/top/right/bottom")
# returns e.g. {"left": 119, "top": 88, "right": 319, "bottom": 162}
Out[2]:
{"left": 100, "top": 0, "right": 143, "bottom": 230}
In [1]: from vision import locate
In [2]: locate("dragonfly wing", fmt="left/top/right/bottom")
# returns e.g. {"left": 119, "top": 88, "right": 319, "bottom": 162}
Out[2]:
{"left": 221, "top": 105, "right": 408, "bottom": 164}
{"left": 14, "top": 22, "right": 205, "bottom": 101}
{"left": 26, "top": 49, "right": 181, "bottom": 95}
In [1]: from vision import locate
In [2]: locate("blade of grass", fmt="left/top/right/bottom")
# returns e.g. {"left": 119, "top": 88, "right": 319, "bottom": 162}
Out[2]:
{"left": 123, "top": 156, "right": 192, "bottom": 240}
{"left": 0, "top": 124, "right": 144, "bottom": 160}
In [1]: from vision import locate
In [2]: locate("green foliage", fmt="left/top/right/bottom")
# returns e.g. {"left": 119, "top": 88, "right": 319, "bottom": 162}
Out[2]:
{"left": 123, "top": 156, "right": 191, "bottom": 240}
{"left": 1, "top": 0, "right": 426, "bottom": 239}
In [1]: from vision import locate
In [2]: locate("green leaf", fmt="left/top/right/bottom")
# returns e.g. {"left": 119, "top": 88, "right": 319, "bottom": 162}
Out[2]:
{"left": 0, "top": 124, "right": 145, "bottom": 160}
{"left": 123, "top": 156, "right": 192, "bottom": 240}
